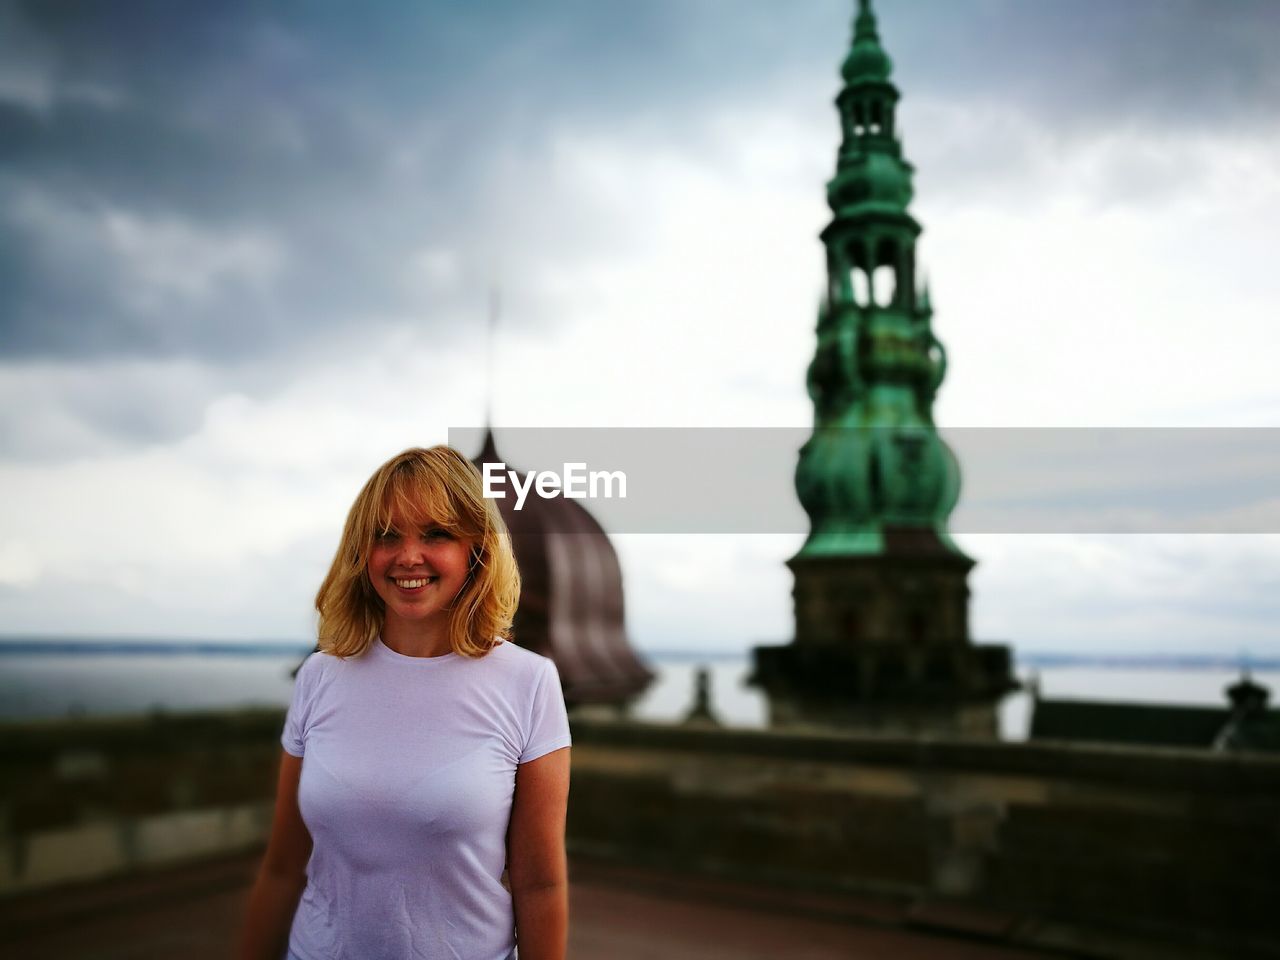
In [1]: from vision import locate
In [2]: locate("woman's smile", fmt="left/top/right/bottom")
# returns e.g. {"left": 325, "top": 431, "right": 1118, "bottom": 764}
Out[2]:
{"left": 392, "top": 576, "right": 438, "bottom": 591}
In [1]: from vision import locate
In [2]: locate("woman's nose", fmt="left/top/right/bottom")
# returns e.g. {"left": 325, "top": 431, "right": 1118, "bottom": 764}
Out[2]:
{"left": 398, "top": 539, "right": 426, "bottom": 565}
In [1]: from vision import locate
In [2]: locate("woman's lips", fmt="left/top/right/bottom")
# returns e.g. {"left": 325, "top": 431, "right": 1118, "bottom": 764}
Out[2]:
{"left": 392, "top": 576, "right": 438, "bottom": 591}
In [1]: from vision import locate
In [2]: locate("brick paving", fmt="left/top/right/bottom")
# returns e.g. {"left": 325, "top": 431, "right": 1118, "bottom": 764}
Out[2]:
{"left": 0, "top": 853, "right": 1057, "bottom": 960}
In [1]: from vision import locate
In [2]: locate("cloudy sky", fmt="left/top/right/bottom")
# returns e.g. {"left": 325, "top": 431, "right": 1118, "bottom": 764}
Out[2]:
{"left": 1, "top": 0, "right": 1278, "bottom": 658}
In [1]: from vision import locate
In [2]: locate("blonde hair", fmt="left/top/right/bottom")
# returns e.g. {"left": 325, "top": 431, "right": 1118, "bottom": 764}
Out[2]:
{"left": 315, "top": 446, "right": 521, "bottom": 658}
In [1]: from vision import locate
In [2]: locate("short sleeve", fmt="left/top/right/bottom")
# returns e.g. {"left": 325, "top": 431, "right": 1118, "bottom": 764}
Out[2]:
{"left": 281, "top": 653, "right": 321, "bottom": 757}
{"left": 519, "top": 656, "right": 572, "bottom": 764}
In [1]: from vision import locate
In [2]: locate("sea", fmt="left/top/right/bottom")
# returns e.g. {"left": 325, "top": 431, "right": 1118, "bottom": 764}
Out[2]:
{"left": 1, "top": 639, "right": 1277, "bottom": 741}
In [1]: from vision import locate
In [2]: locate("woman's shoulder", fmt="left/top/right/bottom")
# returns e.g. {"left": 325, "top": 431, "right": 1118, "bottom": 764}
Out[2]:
{"left": 485, "top": 638, "right": 541, "bottom": 664}
{"left": 481, "top": 639, "right": 558, "bottom": 681}
{"left": 294, "top": 647, "right": 346, "bottom": 686}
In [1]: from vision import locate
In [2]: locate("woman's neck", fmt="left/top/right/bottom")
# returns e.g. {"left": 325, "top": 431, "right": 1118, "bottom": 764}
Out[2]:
{"left": 381, "top": 617, "right": 452, "bottom": 658}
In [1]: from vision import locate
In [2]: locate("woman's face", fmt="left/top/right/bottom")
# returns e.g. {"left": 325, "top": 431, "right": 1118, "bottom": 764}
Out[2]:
{"left": 367, "top": 503, "right": 474, "bottom": 637}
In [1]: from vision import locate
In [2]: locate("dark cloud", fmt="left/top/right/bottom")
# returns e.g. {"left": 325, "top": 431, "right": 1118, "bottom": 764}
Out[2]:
{"left": 0, "top": 0, "right": 1274, "bottom": 368}
{"left": 0, "top": 0, "right": 712, "bottom": 363}
{"left": 883, "top": 0, "right": 1280, "bottom": 133}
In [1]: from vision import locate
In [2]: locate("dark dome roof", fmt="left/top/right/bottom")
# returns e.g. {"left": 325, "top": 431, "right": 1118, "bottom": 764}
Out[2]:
{"left": 475, "top": 432, "right": 653, "bottom": 707}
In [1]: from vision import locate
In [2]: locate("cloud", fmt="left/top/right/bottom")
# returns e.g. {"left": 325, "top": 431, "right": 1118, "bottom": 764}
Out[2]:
{"left": 0, "top": 358, "right": 220, "bottom": 457}
{"left": 966, "top": 533, "right": 1280, "bottom": 654}
{"left": 883, "top": 0, "right": 1280, "bottom": 135}
{"left": 0, "top": 0, "right": 822, "bottom": 365}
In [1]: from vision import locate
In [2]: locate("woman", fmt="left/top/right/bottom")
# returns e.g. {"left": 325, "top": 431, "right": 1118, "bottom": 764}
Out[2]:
{"left": 238, "top": 446, "right": 571, "bottom": 960}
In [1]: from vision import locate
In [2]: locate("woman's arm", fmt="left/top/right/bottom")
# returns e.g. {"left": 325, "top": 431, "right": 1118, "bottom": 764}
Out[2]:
{"left": 507, "top": 746, "right": 571, "bottom": 960}
{"left": 237, "top": 751, "right": 312, "bottom": 960}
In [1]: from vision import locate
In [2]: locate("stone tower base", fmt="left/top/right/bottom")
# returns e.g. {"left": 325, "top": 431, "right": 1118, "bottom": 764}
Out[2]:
{"left": 750, "top": 546, "right": 1017, "bottom": 737}
{"left": 750, "top": 641, "right": 1015, "bottom": 737}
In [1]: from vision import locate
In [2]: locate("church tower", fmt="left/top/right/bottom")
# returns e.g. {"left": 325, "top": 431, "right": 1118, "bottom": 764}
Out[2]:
{"left": 751, "top": 0, "right": 1015, "bottom": 735}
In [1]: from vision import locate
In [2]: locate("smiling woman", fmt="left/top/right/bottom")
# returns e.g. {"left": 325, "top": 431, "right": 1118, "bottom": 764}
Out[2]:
{"left": 237, "top": 446, "right": 572, "bottom": 960}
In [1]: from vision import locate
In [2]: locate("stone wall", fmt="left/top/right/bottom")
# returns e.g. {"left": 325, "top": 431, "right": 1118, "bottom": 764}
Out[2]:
{"left": 0, "top": 711, "right": 281, "bottom": 893}
{"left": 571, "top": 722, "right": 1280, "bottom": 957}
{"left": 3, "top": 711, "right": 1277, "bottom": 956}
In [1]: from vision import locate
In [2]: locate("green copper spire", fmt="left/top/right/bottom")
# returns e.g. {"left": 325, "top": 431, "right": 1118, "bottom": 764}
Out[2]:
{"left": 750, "top": 0, "right": 1015, "bottom": 738}
{"left": 796, "top": 0, "right": 963, "bottom": 559}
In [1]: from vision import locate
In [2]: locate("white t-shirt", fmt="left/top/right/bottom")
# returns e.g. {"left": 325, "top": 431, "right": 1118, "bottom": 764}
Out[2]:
{"left": 281, "top": 637, "right": 572, "bottom": 960}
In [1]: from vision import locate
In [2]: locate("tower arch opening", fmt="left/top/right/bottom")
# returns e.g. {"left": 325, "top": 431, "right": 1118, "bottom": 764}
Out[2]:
{"left": 872, "top": 265, "right": 895, "bottom": 307}
{"left": 871, "top": 239, "right": 898, "bottom": 308}
{"left": 852, "top": 267, "right": 871, "bottom": 308}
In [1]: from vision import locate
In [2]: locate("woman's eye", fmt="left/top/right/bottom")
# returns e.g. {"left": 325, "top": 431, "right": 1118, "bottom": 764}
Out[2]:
{"left": 424, "top": 528, "right": 452, "bottom": 542}
{"left": 375, "top": 529, "right": 400, "bottom": 543}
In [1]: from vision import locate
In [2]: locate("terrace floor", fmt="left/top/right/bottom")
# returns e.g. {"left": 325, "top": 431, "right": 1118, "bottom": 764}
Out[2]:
{"left": 0, "top": 852, "right": 1062, "bottom": 960}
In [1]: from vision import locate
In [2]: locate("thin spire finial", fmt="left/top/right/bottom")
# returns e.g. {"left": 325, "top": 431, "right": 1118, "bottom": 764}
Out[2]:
{"left": 855, "top": 0, "right": 879, "bottom": 39}
{"left": 485, "top": 285, "right": 499, "bottom": 432}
